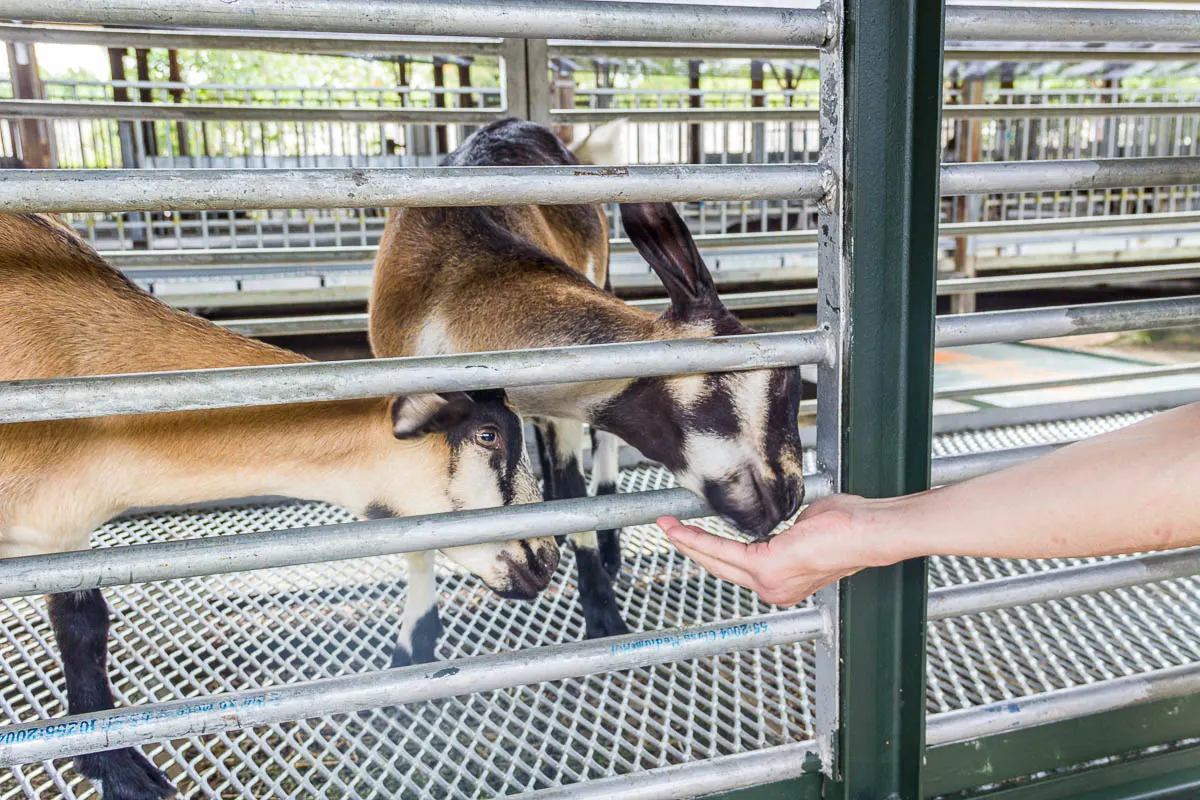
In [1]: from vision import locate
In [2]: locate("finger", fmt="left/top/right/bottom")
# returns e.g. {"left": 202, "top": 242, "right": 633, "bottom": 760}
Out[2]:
{"left": 672, "top": 539, "right": 759, "bottom": 589}
{"left": 657, "top": 516, "right": 708, "bottom": 538}
{"left": 662, "top": 524, "right": 755, "bottom": 569}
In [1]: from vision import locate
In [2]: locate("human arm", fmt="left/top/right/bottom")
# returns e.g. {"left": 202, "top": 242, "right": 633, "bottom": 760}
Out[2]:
{"left": 659, "top": 402, "right": 1200, "bottom": 606}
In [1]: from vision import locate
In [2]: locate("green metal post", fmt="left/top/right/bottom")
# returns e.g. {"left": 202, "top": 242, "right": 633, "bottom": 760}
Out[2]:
{"left": 815, "top": 0, "right": 946, "bottom": 797}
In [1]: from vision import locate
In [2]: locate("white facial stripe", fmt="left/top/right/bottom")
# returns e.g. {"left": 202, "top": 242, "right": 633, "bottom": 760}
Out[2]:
{"left": 414, "top": 312, "right": 454, "bottom": 356}
{"left": 679, "top": 432, "right": 754, "bottom": 495}
{"left": 511, "top": 446, "right": 542, "bottom": 505}
{"left": 731, "top": 370, "right": 773, "bottom": 467}
{"left": 449, "top": 447, "right": 505, "bottom": 512}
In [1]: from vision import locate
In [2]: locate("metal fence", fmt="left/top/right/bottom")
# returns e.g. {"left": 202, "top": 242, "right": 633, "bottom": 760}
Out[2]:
{"left": 4, "top": 35, "right": 1200, "bottom": 260}
{"left": 2, "top": 1, "right": 1200, "bottom": 799}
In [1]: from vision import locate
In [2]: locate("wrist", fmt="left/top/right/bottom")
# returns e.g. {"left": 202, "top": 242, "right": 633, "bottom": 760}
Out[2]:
{"left": 857, "top": 493, "right": 938, "bottom": 567}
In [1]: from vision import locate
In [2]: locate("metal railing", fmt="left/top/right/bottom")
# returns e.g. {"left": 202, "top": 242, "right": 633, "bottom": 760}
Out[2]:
{"left": 2, "top": 2, "right": 1200, "bottom": 799}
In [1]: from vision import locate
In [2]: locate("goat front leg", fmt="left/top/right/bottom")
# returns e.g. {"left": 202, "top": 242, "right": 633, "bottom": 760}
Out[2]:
{"left": 535, "top": 418, "right": 628, "bottom": 639}
{"left": 48, "top": 590, "right": 176, "bottom": 800}
{"left": 589, "top": 429, "right": 624, "bottom": 578}
{"left": 390, "top": 551, "right": 442, "bottom": 667}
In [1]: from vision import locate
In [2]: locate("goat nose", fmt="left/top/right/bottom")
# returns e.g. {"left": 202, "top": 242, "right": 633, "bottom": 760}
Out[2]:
{"left": 750, "top": 472, "right": 782, "bottom": 526}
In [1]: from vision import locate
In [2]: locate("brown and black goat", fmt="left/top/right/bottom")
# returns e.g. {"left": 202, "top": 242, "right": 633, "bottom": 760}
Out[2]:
{"left": 0, "top": 213, "right": 558, "bottom": 800}
{"left": 370, "top": 118, "right": 805, "bottom": 648}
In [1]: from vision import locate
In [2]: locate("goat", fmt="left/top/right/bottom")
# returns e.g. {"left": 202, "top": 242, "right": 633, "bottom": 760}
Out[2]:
{"left": 370, "top": 118, "right": 805, "bottom": 647}
{"left": 0, "top": 213, "right": 558, "bottom": 800}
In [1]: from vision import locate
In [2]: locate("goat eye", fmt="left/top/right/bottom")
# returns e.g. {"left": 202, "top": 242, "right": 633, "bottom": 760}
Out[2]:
{"left": 476, "top": 427, "right": 500, "bottom": 447}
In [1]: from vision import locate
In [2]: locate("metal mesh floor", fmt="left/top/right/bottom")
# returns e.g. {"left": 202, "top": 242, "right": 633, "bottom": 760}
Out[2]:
{"left": 4, "top": 411, "right": 1200, "bottom": 799}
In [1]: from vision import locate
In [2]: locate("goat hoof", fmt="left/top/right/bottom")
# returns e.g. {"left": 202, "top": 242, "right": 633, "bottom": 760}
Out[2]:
{"left": 76, "top": 748, "right": 175, "bottom": 800}
{"left": 597, "top": 529, "right": 622, "bottom": 579}
{"left": 583, "top": 602, "right": 630, "bottom": 640}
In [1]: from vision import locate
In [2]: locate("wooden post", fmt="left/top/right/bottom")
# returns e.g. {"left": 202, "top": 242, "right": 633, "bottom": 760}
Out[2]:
{"left": 688, "top": 59, "right": 702, "bottom": 164}
{"left": 432, "top": 57, "right": 449, "bottom": 154}
{"left": 134, "top": 48, "right": 158, "bottom": 157}
{"left": 166, "top": 49, "right": 190, "bottom": 158}
{"left": 951, "top": 75, "right": 984, "bottom": 314}
{"left": 552, "top": 58, "right": 576, "bottom": 145}
{"left": 4, "top": 40, "right": 53, "bottom": 168}
{"left": 107, "top": 47, "right": 139, "bottom": 168}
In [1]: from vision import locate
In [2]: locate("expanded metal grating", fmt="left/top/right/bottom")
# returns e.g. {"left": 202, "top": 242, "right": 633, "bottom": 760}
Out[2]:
{"left": 4, "top": 411, "right": 1200, "bottom": 799}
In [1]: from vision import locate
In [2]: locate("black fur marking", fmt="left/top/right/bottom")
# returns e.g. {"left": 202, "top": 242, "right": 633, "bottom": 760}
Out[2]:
{"left": 364, "top": 502, "right": 397, "bottom": 520}
{"left": 48, "top": 590, "right": 176, "bottom": 799}
{"left": 574, "top": 546, "right": 629, "bottom": 640}
{"left": 592, "top": 379, "right": 687, "bottom": 473}
{"left": 390, "top": 605, "right": 443, "bottom": 668}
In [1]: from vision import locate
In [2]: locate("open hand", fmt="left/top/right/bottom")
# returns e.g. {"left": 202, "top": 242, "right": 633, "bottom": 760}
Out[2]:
{"left": 658, "top": 494, "right": 887, "bottom": 606}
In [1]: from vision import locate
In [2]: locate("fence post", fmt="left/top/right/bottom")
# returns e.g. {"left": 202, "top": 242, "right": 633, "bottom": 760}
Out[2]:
{"left": 818, "top": 0, "right": 946, "bottom": 797}
{"left": 4, "top": 39, "right": 54, "bottom": 168}
{"left": 525, "top": 39, "right": 552, "bottom": 128}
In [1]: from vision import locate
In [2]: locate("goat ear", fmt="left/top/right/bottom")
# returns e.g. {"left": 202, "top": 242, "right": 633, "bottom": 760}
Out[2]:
{"left": 391, "top": 392, "right": 474, "bottom": 439}
{"left": 619, "top": 202, "right": 718, "bottom": 315}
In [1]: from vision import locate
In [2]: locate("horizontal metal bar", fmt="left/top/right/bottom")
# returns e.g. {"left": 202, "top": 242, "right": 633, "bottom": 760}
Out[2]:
{"left": 942, "top": 211, "right": 1200, "bottom": 238}
{"left": 937, "top": 361, "right": 1200, "bottom": 402}
{"left": 96, "top": 210, "right": 1200, "bottom": 271}
{"left": 944, "top": 6, "right": 1200, "bottom": 44}
{"left": 0, "top": 164, "right": 825, "bottom": 213}
{"left": 0, "top": 99, "right": 505, "bottom": 124}
{"left": 0, "top": 487, "right": 708, "bottom": 598}
{"left": 2, "top": 158, "right": 1192, "bottom": 214}
{"left": 509, "top": 742, "right": 817, "bottom": 800}
{"left": 930, "top": 548, "right": 1200, "bottom": 622}
{"left": 9, "top": 98, "right": 1197, "bottom": 127}
{"left": 551, "top": 107, "right": 820, "bottom": 124}
{"left": 0, "top": 330, "right": 829, "bottom": 423}
{"left": 946, "top": 103, "right": 1200, "bottom": 121}
{"left": 5, "top": 22, "right": 1195, "bottom": 62}
{"left": 935, "top": 296, "right": 1200, "bottom": 348}
{"left": 933, "top": 387, "right": 1200, "bottom": 436}
{"left": 219, "top": 277, "right": 1200, "bottom": 337}
{"left": 942, "top": 158, "right": 1200, "bottom": 196}
{"left": 929, "top": 445, "right": 1061, "bottom": 487}
{"left": 0, "top": 21, "right": 503, "bottom": 56}
{"left": 943, "top": 46, "right": 1200, "bottom": 63}
{"left": 926, "top": 661, "right": 1200, "bottom": 746}
{"left": 0, "top": 604, "right": 826, "bottom": 766}
{"left": 3, "top": 0, "right": 831, "bottom": 46}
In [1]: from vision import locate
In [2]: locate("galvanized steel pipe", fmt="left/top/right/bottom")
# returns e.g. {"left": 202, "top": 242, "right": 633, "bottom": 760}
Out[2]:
{"left": 936, "top": 296, "right": 1200, "bottom": 348}
{"left": 945, "top": 6, "right": 1200, "bottom": 44}
{"left": 0, "top": 330, "right": 829, "bottom": 423}
{"left": 0, "top": 99, "right": 505, "bottom": 125}
{"left": 942, "top": 157, "right": 1200, "bottom": 196}
{"left": 0, "top": 164, "right": 826, "bottom": 213}
{"left": 0, "top": 487, "right": 712, "bottom": 598}
{"left": 927, "top": 661, "right": 1200, "bottom": 745}
{"left": 0, "top": 21, "right": 502, "bottom": 56}
{"left": 1, "top": 0, "right": 832, "bottom": 46}
{"left": 510, "top": 742, "right": 818, "bottom": 800}
{"left": 0, "top": 606, "right": 826, "bottom": 765}
{"left": 929, "top": 548, "right": 1200, "bottom": 621}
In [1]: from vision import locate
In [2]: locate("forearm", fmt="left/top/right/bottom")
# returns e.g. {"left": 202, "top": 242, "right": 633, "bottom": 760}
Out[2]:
{"left": 874, "top": 403, "right": 1200, "bottom": 564}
